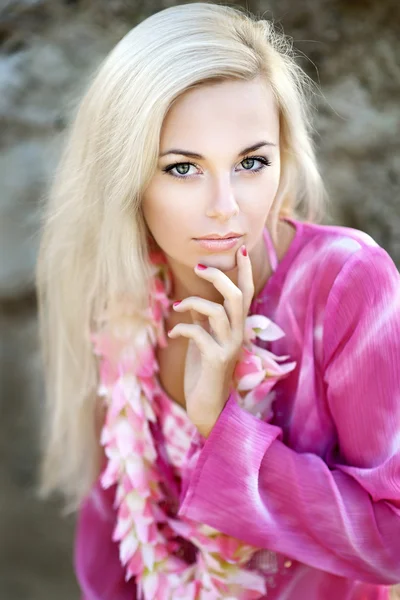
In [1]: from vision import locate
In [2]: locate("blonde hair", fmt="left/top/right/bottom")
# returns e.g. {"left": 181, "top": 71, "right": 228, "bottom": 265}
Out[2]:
{"left": 36, "top": 2, "right": 327, "bottom": 509}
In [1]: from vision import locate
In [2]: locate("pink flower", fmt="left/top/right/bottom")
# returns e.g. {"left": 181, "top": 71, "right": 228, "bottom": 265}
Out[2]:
{"left": 141, "top": 570, "right": 160, "bottom": 598}
{"left": 126, "top": 548, "right": 144, "bottom": 578}
{"left": 100, "top": 454, "right": 120, "bottom": 488}
{"left": 119, "top": 532, "right": 139, "bottom": 565}
{"left": 234, "top": 348, "right": 265, "bottom": 390}
{"left": 244, "top": 314, "right": 285, "bottom": 344}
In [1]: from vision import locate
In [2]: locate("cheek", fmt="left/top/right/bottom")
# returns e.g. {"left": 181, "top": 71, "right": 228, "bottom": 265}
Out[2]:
{"left": 246, "top": 166, "right": 281, "bottom": 218}
{"left": 142, "top": 187, "right": 191, "bottom": 246}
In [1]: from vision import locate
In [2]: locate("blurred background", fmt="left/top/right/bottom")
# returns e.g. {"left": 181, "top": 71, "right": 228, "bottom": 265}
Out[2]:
{"left": 0, "top": 0, "right": 399, "bottom": 598}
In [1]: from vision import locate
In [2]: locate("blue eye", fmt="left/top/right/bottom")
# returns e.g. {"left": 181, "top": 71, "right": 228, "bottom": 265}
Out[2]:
{"left": 238, "top": 156, "right": 272, "bottom": 173}
{"left": 173, "top": 164, "right": 194, "bottom": 176}
{"left": 241, "top": 158, "right": 257, "bottom": 170}
{"left": 162, "top": 155, "right": 271, "bottom": 180}
{"left": 162, "top": 162, "right": 198, "bottom": 179}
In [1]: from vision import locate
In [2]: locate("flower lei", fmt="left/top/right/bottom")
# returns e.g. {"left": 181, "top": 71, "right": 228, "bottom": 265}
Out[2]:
{"left": 91, "top": 248, "right": 296, "bottom": 599}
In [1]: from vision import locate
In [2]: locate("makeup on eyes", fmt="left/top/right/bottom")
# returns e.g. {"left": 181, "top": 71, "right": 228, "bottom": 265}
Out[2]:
{"left": 161, "top": 155, "right": 272, "bottom": 179}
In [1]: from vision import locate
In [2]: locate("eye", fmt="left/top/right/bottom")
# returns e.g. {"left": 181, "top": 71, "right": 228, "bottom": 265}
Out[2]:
{"left": 161, "top": 155, "right": 272, "bottom": 180}
{"left": 162, "top": 162, "right": 199, "bottom": 179}
{"left": 237, "top": 156, "right": 272, "bottom": 173}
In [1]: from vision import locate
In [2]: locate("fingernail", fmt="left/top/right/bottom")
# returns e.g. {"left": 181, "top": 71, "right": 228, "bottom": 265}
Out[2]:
{"left": 173, "top": 301, "right": 181, "bottom": 308}
{"left": 241, "top": 245, "right": 247, "bottom": 257}
{"left": 196, "top": 264, "right": 208, "bottom": 270}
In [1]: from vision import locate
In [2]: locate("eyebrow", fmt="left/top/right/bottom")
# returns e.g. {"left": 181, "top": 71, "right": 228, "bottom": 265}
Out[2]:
{"left": 159, "top": 140, "right": 276, "bottom": 159}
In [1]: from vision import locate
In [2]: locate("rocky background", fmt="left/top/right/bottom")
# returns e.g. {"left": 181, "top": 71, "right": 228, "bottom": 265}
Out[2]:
{"left": 0, "top": 0, "right": 399, "bottom": 598}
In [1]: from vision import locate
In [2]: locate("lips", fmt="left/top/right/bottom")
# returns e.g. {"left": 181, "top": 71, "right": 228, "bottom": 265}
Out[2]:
{"left": 195, "top": 233, "right": 242, "bottom": 240}
{"left": 194, "top": 236, "right": 243, "bottom": 252}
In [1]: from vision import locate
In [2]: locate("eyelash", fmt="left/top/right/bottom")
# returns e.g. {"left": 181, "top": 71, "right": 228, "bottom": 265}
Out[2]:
{"left": 162, "top": 155, "right": 272, "bottom": 180}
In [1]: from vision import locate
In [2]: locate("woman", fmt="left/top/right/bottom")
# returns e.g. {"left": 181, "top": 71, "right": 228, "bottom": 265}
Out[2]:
{"left": 36, "top": 3, "right": 400, "bottom": 599}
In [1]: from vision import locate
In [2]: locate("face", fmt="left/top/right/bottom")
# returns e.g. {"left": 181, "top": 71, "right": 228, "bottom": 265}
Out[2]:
{"left": 142, "top": 76, "right": 281, "bottom": 283}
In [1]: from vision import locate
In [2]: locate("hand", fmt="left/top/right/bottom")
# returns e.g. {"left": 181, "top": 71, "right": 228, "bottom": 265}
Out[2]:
{"left": 167, "top": 245, "right": 255, "bottom": 438}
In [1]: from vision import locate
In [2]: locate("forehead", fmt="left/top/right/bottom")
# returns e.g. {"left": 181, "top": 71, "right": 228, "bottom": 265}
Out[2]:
{"left": 160, "top": 77, "right": 280, "bottom": 152}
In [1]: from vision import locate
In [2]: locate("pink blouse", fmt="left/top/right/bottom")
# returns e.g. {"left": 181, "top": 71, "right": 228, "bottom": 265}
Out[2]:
{"left": 75, "top": 217, "right": 400, "bottom": 599}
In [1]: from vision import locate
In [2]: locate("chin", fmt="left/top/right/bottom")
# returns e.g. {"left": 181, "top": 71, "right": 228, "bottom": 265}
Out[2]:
{"left": 196, "top": 254, "right": 238, "bottom": 273}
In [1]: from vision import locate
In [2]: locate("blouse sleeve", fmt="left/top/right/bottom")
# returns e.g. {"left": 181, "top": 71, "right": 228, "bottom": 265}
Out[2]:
{"left": 74, "top": 479, "right": 137, "bottom": 600}
{"left": 178, "top": 244, "right": 400, "bottom": 586}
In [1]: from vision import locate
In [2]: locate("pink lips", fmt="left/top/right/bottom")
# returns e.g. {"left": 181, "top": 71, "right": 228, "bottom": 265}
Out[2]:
{"left": 194, "top": 235, "right": 243, "bottom": 251}
{"left": 196, "top": 232, "right": 241, "bottom": 240}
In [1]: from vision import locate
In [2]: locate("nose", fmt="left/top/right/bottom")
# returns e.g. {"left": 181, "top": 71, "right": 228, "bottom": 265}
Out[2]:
{"left": 205, "top": 178, "right": 239, "bottom": 221}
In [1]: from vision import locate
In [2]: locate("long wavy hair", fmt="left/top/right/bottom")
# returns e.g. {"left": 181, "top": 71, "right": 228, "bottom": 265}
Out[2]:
{"left": 36, "top": 2, "right": 327, "bottom": 509}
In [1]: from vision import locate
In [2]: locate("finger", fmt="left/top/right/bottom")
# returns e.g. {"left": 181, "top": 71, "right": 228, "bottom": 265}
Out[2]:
{"left": 194, "top": 264, "right": 243, "bottom": 330}
{"left": 237, "top": 245, "right": 255, "bottom": 320}
{"left": 173, "top": 297, "right": 231, "bottom": 344}
{"left": 167, "top": 322, "right": 219, "bottom": 357}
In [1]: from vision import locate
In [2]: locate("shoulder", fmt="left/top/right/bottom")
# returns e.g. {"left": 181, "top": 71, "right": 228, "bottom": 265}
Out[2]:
{"left": 291, "top": 218, "right": 380, "bottom": 265}
{"left": 294, "top": 223, "right": 400, "bottom": 366}
{"left": 281, "top": 219, "right": 399, "bottom": 349}
{"left": 297, "top": 219, "right": 398, "bottom": 292}
{"left": 287, "top": 218, "right": 398, "bottom": 292}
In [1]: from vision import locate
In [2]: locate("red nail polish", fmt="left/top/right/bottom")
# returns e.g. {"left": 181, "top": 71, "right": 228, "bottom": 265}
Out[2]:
{"left": 173, "top": 301, "right": 181, "bottom": 307}
{"left": 197, "top": 264, "right": 208, "bottom": 270}
{"left": 241, "top": 245, "right": 247, "bottom": 257}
